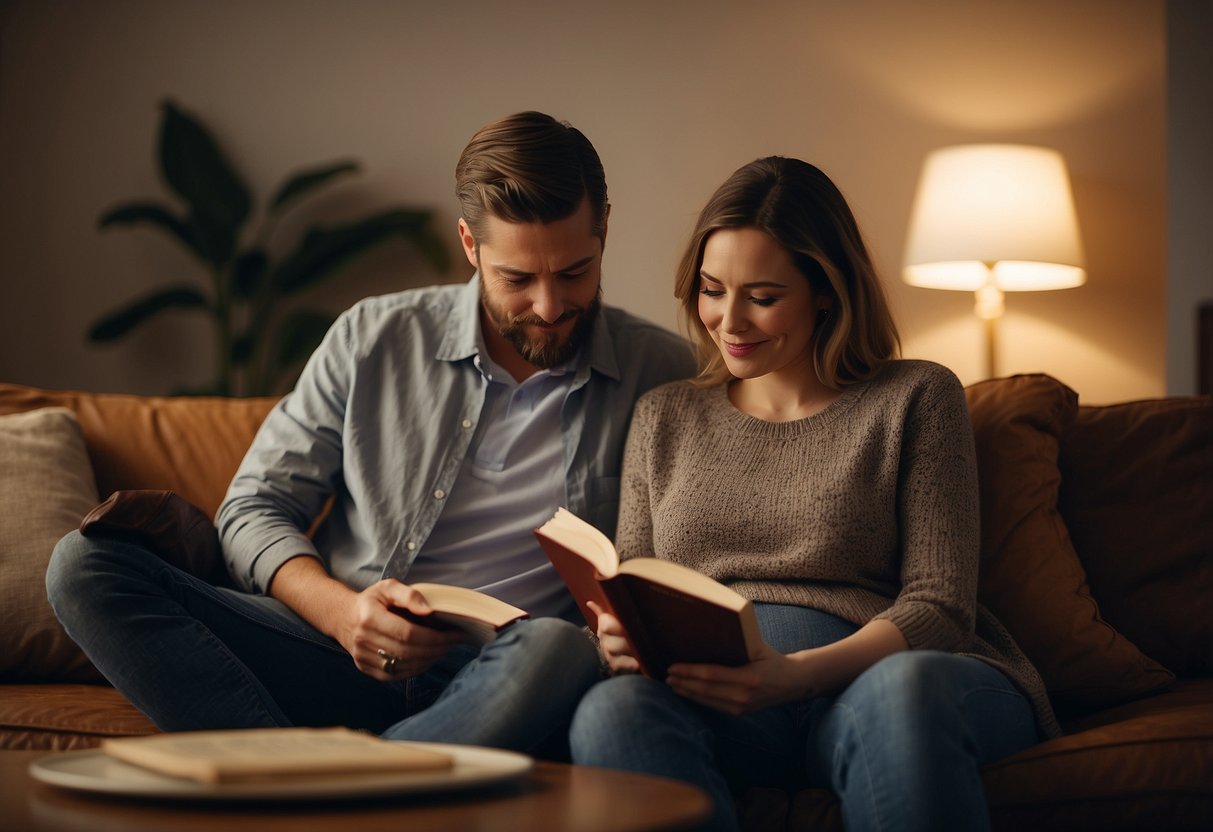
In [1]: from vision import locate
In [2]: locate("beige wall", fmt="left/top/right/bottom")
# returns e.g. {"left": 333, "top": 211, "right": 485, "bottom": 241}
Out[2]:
{"left": 0, "top": 0, "right": 1166, "bottom": 403}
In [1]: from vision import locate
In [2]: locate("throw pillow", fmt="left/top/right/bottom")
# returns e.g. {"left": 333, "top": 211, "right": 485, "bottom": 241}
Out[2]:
{"left": 965, "top": 375, "right": 1174, "bottom": 711}
{"left": 0, "top": 407, "right": 103, "bottom": 682}
{"left": 1060, "top": 396, "right": 1213, "bottom": 677}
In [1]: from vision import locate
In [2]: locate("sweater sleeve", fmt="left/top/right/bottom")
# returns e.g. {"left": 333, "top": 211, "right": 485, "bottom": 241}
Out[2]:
{"left": 872, "top": 368, "right": 979, "bottom": 651}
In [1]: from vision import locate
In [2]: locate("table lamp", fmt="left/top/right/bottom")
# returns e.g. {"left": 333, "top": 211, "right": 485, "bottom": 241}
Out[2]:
{"left": 903, "top": 144, "right": 1086, "bottom": 378}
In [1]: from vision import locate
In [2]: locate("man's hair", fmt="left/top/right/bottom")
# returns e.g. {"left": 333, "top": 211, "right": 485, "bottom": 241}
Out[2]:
{"left": 674, "top": 156, "right": 900, "bottom": 389}
{"left": 456, "top": 111, "right": 607, "bottom": 247}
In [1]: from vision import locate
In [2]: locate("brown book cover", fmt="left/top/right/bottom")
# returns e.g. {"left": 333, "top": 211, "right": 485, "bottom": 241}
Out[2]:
{"left": 534, "top": 508, "right": 762, "bottom": 678}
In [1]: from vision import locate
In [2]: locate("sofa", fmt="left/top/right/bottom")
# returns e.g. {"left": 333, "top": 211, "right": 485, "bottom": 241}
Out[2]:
{"left": 1, "top": 375, "right": 1210, "bottom": 830}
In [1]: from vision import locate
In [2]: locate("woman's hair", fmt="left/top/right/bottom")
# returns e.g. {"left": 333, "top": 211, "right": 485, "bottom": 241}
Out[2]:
{"left": 456, "top": 111, "right": 607, "bottom": 249}
{"left": 674, "top": 156, "right": 900, "bottom": 389}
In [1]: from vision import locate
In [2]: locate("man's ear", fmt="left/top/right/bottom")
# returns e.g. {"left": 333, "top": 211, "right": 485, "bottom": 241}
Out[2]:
{"left": 457, "top": 218, "right": 479, "bottom": 270}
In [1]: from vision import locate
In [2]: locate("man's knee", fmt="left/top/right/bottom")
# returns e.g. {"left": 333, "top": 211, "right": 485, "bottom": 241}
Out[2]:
{"left": 46, "top": 530, "right": 96, "bottom": 609}
{"left": 46, "top": 529, "right": 156, "bottom": 624}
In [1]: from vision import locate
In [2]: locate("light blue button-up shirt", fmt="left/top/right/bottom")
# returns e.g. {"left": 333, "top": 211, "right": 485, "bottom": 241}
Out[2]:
{"left": 217, "top": 275, "right": 695, "bottom": 600}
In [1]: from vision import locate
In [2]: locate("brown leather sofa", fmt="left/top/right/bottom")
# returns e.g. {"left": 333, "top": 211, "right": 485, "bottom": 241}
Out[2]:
{"left": 1, "top": 376, "right": 1210, "bottom": 830}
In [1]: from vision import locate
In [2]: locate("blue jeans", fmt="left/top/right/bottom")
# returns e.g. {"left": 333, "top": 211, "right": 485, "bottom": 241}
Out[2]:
{"left": 569, "top": 604, "right": 1041, "bottom": 832}
{"left": 46, "top": 530, "right": 600, "bottom": 755}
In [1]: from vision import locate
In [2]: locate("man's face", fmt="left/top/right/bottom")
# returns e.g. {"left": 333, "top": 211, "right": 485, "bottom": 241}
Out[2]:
{"left": 461, "top": 197, "right": 606, "bottom": 370}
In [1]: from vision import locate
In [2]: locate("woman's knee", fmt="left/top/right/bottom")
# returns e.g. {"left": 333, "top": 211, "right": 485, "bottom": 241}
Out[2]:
{"left": 570, "top": 675, "right": 669, "bottom": 748}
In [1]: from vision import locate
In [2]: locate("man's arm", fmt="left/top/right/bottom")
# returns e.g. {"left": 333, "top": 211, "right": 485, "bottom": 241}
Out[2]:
{"left": 269, "top": 555, "right": 458, "bottom": 680}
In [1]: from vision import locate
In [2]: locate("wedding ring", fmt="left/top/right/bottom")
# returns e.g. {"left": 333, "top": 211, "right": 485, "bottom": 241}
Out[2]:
{"left": 376, "top": 648, "right": 399, "bottom": 674}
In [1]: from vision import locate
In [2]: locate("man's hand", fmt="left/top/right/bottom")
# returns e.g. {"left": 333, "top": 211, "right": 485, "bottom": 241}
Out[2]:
{"left": 338, "top": 579, "right": 462, "bottom": 681}
{"left": 269, "top": 556, "right": 460, "bottom": 681}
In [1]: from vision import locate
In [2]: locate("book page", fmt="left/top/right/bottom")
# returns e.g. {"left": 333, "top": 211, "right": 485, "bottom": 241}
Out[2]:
{"left": 535, "top": 508, "right": 620, "bottom": 577}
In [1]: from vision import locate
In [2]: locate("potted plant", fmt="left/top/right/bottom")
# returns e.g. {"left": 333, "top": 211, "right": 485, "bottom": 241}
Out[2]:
{"left": 89, "top": 100, "right": 449, "bottom": 396}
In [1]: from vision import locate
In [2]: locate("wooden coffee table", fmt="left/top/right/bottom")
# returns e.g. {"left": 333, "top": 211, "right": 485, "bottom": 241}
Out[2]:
{"left": 0, "top": 749, "right": 711, "bottom": 831}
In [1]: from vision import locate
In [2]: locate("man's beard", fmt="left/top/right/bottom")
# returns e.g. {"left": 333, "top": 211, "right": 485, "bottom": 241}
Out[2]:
{"left": 482, "top": 284, "right": 602, "bottom": 369}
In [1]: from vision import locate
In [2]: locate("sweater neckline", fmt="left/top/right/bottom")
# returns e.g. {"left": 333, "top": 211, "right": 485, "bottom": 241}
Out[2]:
{"left": 707, "top": 378, "right": 867, "bottom": 436}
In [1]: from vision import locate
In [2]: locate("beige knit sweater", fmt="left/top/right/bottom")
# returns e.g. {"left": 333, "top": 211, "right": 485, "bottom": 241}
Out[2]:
{"left": 617, "top": 359, "right": 1060, "bottom": 738}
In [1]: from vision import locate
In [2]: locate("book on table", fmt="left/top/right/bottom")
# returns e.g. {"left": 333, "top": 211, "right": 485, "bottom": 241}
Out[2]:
{"left": 393, "top": 583, "right": 529, "bottom": 645}
{"left": 101, "top": 727, "right": 453, "bottom": 783}
{"left": 533, "top": 507, "right": 763, "bottom": 678}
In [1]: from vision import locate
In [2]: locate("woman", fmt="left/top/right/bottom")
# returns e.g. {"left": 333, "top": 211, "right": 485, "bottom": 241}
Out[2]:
{"left": 569, "top": 157, "right": 1059, "bottom": 832}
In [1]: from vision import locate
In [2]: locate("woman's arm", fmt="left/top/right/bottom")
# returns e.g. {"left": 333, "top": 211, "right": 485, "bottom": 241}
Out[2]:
{"left": 666, "top": 619, "right": 908, "bottom": 715}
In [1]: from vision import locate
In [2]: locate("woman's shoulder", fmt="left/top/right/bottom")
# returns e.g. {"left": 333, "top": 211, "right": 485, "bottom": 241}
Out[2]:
{"left": 873, "top": 358, "right": 961, "bottom": 386}
{"left": 634, "top": 379, "right": 720, "bottom": 421}
{"left": 865, "top": 359, "right": 964, "bottom": 400}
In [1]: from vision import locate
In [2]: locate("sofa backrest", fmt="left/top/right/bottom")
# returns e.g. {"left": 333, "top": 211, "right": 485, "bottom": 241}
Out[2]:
{"left": 0, "top": 384, "right": 278, "bottom": 519}
{"left": 1060, "top": 397, "right": 1213, "bottom": 678}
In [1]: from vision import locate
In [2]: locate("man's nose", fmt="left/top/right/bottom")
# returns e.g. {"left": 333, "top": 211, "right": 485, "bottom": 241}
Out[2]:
{"left": 532, "top": 280, "right": 564, "bottom": 323}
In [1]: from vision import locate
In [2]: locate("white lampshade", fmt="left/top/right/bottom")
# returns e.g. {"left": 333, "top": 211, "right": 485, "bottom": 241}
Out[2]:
{"left": 903, "top": 144, "right": 1086, "bottom": 292}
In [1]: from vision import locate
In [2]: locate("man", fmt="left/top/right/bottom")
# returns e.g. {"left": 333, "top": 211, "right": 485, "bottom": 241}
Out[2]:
{"left": 47, "top": 111, "right": 695, "bottom": 755}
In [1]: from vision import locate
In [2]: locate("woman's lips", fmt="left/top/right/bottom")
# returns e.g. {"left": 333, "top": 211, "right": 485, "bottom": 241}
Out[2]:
{"left": 723, "top": 340, "right": 762, "bottom": 357}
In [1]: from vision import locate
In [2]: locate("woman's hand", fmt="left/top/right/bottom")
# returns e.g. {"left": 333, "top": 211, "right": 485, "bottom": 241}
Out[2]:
{"left": 665, "top": 641, "right": 810, "bottom": 716}
{"left": 339, "top": 579, "right": 462, "bottom": 681}
{"left": 666, "top": 619, "right": 912, "bottom": 715}
{"left": 588, "top": 601, "right": 642, "bottom": 675}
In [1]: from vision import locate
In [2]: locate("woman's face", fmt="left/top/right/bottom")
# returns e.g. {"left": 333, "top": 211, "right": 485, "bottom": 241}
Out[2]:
{"left": 697, "top": 227, "right": 826, "bottom": 382}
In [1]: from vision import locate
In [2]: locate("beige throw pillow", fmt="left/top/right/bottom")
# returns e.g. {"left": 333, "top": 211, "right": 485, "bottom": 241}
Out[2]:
{"left": 0, "top": 407, "right": 103, "bottom": 681}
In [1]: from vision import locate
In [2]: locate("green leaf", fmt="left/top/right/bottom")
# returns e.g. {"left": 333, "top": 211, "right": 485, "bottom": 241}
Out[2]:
{"left": 269, "top": 208, "right": 438, "bottom": 294}
{"left": 232, "top": 249, "right": 269, "bottom": 299}
{"left": 87, "top": 285, "right": 209, "bottom": 341}
{"left": 184, "top": 212, "right": 238, "bottom": 268}
{"left": 269, "top": 161, "right": 360, "bottom": 214}
{"left": 411, "top": 224, "right": 453, "bottom": 273}
{"left": 269, "top": 309, "right": 337, "bottom": 387}
{"left": 230, "top": 331, "right": 256, "bottom": 366}
{"left": 158, "top": 100, "right": 251, "bottom": 260}
{"left": 98, "top": 200, "right": 211, "bottom": 259}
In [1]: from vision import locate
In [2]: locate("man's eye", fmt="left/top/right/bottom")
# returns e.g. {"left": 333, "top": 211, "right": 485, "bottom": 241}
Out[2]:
{"left": 560, "top": 270, "right": 589, "bottom": 280}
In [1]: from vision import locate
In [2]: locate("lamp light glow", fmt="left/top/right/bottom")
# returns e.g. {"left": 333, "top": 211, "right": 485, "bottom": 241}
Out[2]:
{"left": 903, "top": 144, "right": 1086, "bottom": 377}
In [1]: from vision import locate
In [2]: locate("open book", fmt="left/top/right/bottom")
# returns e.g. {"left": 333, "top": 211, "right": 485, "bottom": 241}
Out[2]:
{"left": 534, "top": 508, "right": 762, "bottom": 678}
{"left": 102, "top": 727, "right": 453, "bottom": 783}
{"left": 394, "top": 583, "right": 529, "bottom": 645}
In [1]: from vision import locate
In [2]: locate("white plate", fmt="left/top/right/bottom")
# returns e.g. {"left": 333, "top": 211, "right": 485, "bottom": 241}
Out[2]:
{"left": 29, "top": 742, "right": 533, "bottom": 802}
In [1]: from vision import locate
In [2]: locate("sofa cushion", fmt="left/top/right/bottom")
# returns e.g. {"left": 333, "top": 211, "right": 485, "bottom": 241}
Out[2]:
{"left": 981, "top": 679, "right": 1213, "bottom": 831}
{"left": 0, "top": 683, "right": 156, "bottom": 751}
{"left": 0, "top": 408, "right": 103, "bottom": 682}
{"left": 1060, "top": 397, "right": 1213, "bottom": 677}
{"left": 964, "top": 375, "right": 1174, "bottom": 711}
{"left": 0, "top": 384, "right": 278, "bottom": 518}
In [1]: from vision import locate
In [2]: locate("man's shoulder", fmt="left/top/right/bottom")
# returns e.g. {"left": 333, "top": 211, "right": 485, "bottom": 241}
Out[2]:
{"left": 344, "top": 282, "right": 466, "bottom": 324}
{"left": 597, "top": 305, "right": 696, "bottom": 379}
{"left": 334, "top": 282, "right": 474, "bottom": 351}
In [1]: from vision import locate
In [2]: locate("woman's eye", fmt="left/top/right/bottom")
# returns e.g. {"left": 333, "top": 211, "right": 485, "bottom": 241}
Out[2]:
{"left": 751, "top": 297, "right": 777, "bottom": 307}
{"left": 699, "top": 288, "right": 724, "bottom": 298}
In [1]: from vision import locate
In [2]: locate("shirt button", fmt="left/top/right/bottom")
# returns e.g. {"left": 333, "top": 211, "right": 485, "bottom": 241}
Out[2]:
{"left": 461, "top": 419, "right": 473, "bottom": 429}
{"left": 405, "top": 541, "right": 417, "bottom": 552}
{"left": 434, "top": 489, "right": 446, "bottom": 500}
